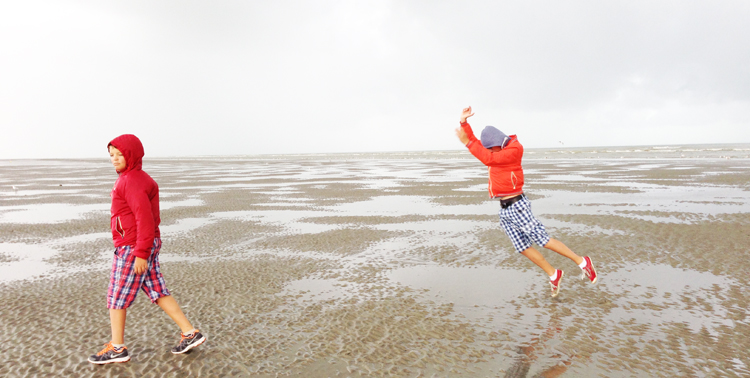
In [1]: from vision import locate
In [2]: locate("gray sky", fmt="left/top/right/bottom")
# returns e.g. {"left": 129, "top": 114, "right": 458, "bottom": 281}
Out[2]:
{"left": 1, "top": 0, "right": 749, "bottom": 159}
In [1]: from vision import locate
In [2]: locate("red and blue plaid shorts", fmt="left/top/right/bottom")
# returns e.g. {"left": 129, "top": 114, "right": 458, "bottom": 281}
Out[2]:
{"left": 107, "top": 238, "right": 171, "bottom": 309}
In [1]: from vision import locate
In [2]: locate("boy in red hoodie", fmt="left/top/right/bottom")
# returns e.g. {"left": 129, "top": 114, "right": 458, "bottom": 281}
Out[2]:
{"left": 88, "top": 134, "right": 206, "bottom": 364}
{"left": 455, "top": 107, "right": 598, "bottom": 297}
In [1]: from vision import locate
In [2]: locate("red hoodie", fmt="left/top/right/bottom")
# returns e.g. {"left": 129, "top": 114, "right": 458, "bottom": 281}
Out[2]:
{"left": 461, "top": 122, "right": 525, "bottom": 198}
{"left": 108, "top": 134, "right": 161, "bottom": 259}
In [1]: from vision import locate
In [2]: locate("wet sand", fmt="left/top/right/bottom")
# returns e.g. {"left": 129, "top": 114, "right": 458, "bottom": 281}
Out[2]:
{"left": 1, "top": 146, "right": 750, "bottom": 377}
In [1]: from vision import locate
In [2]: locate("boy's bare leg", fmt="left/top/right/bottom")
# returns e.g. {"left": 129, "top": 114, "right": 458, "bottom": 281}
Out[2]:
{"left": 109, "top": 309, "right": 127, "bottom": 344}
{"left": 544, "top": 239, "right": 584, "bottom": 265}
{"left": 521, "top": 247, "right": 556, "bottom": 276}
{"left": 156, "top": 295, "right": 194, "bottom": 333}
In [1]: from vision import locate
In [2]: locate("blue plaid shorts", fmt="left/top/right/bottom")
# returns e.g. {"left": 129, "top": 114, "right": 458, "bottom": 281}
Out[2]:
{"left": 498, "top": 195, "right": 551, "bottom": 253}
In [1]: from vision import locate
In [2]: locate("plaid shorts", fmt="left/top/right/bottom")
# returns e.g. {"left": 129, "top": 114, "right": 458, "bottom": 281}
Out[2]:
{"left": 498, "top": 195, "right": 551, "bottom": 253}
{"left": 107, "top": 238, "right": 171, "bottom": 309}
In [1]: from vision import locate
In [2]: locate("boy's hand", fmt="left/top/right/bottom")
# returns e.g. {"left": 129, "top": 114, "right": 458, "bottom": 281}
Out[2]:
{"left": 460, "top": 106, "right": 474, "bottom": 123}
{"left": 134, "top": 257, "right": 147, "bottom": 275}
{"left": 455, "top": 127, "right": 470, "bottom": 145}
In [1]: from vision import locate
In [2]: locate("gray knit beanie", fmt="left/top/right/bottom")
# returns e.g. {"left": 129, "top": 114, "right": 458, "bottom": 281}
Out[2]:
{"left": 480, "top": 126, "right": 510, "bottom": 149}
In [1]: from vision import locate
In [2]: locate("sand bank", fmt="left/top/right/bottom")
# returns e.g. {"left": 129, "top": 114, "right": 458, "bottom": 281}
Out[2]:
{"left": 1, "top": 147, "right": 749, "bottom": 376}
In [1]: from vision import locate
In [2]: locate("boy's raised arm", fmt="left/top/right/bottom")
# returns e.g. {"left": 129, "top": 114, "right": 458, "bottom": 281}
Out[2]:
{"left": 456, "top": 106, "right": 478, "bottom": 146}
{"left": 467, "top": 140, "right": 520, "bottom": 166}
{"left": 456, "top": 106, "right": 519, "bottom": 166}
{"left": 460, "top": 106, "right": 474, "bottom": 124}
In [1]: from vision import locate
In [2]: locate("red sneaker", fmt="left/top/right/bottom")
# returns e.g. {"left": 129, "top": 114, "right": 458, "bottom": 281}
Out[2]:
{"left": 581, "top": 256, "right": 598, "bottom": 284}
{"left": 550, "top": 269, "right": 564, "bottom": 297}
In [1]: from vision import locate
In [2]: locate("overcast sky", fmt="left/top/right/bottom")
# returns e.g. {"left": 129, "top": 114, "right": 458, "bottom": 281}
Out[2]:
{"left": 1, "top": 1, "right": 749, "bottom": 159}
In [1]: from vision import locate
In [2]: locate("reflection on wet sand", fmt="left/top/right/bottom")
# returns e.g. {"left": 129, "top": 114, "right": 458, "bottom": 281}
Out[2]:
{"left": 1, "top": 146, "right": 749, "bottom": 377}
{"left": 504, "top": 306, "right": 573, "bottom": 378}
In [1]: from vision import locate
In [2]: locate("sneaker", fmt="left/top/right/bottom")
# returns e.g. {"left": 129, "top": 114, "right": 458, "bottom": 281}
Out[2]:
{"left": 550, "top": 269, "right": 564, "bottom": 297}
{"left": 88, "top": 342, "right": 130, "bottom": 364}
{"left": 580, "top": 256, "right": 598, "bottom": 285}
{"left": 171, "top": 330, "right": 206, "bottom": 354}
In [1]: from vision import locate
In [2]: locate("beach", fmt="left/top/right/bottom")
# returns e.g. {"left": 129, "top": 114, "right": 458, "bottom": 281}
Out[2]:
{"left": 1, "top": 144, "right": 749, "bottom": 377}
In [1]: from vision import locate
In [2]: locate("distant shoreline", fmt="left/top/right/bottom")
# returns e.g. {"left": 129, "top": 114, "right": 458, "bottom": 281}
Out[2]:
{"left": 2, "top": 142, "right": 749, "bottom": 162}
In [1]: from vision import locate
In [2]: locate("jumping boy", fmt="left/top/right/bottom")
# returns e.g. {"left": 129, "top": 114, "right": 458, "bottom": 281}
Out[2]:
{"left": 88, "top": 134, "right": 206, "bottom": 364}
{"left": 455, "top": 106, "right": 598, "bottom": 297}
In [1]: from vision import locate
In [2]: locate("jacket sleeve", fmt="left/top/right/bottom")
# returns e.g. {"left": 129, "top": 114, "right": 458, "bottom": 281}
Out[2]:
{"left": 460, "top": 122, "right": 479, "bottom": 146}
{"left": 124, "top": 180, "right": 156, "bottom": 259}
{"left": 466, "top": 137, "right": 520, "bottom": 166}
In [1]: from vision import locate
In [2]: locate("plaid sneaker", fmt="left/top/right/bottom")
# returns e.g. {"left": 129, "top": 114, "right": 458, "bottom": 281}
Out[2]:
{"left": 171, "top": 330, "right": 206, "bottom": 354}
{"left": 88, "top": 342, "right": 130, "bottom": 364}
{"left": 580, "top": 256, "right": 598, "bottom": 284}
{"left": 550, "top": 269, "right": 564, "bottom": 297}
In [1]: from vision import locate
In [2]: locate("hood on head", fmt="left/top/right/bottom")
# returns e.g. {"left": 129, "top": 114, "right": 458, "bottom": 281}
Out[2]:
{"left": 108, "top": 134, "right": 144, "bottom": 174}
{"left": 480, "top": 126, "right": 510, "bottom": 149}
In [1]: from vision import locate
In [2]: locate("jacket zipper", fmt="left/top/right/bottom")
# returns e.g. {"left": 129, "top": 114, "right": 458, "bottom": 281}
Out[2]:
{"left": 487, "top": 166, "right": 493, "bottom": 196}
{"left": 116, "top": 216, "right": 124, "bottom": 238}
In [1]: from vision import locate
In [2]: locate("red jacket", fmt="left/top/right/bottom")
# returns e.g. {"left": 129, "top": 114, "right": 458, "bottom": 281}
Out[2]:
{"left": 108, "top": 134, "right": 161, "bottom": 259}
{"left": 461, "top": 122, "right": 525, "bottom": 198}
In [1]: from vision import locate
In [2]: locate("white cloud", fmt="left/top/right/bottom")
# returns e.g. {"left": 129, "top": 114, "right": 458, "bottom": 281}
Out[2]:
{"left": 1, "top": 0, "right": 748, "bottom": 158}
